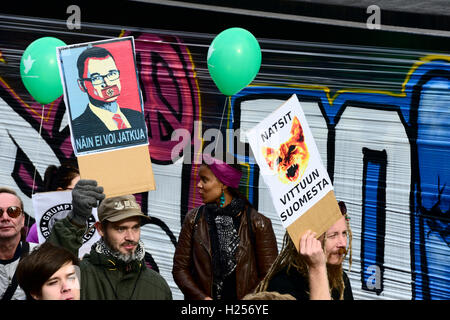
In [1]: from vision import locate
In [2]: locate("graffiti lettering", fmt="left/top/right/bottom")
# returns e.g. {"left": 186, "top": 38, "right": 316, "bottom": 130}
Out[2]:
{"left": 233, "top": 56, "right": 450, "bottom": 300}
{"left": 128, "top": 32, "right": 199, "bottom": 164}
{"left": 1, "top": 26, "right": 449, "bottom": 300}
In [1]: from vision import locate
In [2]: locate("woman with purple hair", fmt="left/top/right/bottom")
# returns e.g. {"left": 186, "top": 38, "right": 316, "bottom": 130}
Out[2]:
{"left": 172, "top": 152, "right": 278, "bottom": 300}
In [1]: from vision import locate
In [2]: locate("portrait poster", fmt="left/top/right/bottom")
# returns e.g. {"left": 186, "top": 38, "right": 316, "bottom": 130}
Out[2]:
{"left": 57, "top": 37, "right": 155, "bottom": 197}
{"left": 32, "top": 190, "right": 100, "bottom": 258}
{"left": 247, "top": 94, "right": 342, "bottom": 249}
{"left": 57, "top": 36, "right": 148, "bottom": 156}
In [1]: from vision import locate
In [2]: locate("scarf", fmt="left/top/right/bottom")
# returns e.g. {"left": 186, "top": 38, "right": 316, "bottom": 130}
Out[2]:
{"left": 95, "top": 238, "right": 145, "bottom": 265}
{"left": 205, "top": 197, "right": 245, "bottom": 299}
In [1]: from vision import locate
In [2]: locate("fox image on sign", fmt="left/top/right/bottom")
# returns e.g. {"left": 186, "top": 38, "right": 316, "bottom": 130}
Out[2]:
{"left": 262, "top": 116, "right": 310, "bottom": 184}
{"left": 247, "top": 94, "right": 341, "bottom": 249}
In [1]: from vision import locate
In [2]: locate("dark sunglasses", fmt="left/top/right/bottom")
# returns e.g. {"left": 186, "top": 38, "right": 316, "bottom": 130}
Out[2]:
{"left": 0, "top": 206, "right": 22, "bottom": 218}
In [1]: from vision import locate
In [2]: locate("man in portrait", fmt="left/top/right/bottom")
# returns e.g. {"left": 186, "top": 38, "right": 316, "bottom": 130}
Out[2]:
{"left": 72, "top": 46, "right": 143, "bottom": 138}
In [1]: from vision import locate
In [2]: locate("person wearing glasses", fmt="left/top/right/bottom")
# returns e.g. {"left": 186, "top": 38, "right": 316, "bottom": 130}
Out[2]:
{"left": 71, "top": 46, "right": 143, "bottom": 139}
{"left": 0, "top": 188, "right": 38, "bottom": 300}
{"left": 254, "top": 201, "right": 354, "bottom": 300}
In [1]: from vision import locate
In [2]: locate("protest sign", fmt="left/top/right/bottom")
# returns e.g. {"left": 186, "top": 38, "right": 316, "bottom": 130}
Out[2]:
{"left": 247, "top": 94, "right": 342, "bottom": 249}
{"left": 57, "top": 36, "right": 155, "bottom": 197}
{"left": 32, "top": 190, "right": 99, "bottom": 258}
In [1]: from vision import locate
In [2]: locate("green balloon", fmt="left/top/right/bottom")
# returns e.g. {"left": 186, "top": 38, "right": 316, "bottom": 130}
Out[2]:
{"left": 20, "top": 37, "right": 67, "bottom": 104}
{"left": 207, "top": 28, "right": 261, "bottom": 96}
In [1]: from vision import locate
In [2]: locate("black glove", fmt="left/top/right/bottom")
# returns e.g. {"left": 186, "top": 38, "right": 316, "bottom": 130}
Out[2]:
{"left": 68, "top": 179, "right": 105, "bottom": 227}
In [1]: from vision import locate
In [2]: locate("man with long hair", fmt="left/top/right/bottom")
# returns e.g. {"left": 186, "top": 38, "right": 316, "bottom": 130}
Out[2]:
{"left": 255, "top": 201, "right": 353, "bottom": 300}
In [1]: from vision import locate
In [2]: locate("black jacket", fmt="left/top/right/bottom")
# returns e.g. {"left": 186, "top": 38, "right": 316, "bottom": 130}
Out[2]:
{"left": 172, "top": 205, "right": 278, "bottom": 300}
{"left": 71, "top": 105, "right": 144, "bottom": 139}
{"left": 267, "top": 265, "right": 354, "bottom": 300}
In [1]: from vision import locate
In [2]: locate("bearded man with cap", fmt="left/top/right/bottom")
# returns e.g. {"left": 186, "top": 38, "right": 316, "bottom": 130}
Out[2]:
{"left": 172, "top": 153, "right": 278, "bottom": 300}
{"left": 48, "top": 180, "right": 172, "bottom": 300}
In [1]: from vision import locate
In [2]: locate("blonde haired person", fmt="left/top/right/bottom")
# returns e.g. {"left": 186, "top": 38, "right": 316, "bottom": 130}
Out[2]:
{"left": 255, "top": 201, "right": 353, "bottom": 300}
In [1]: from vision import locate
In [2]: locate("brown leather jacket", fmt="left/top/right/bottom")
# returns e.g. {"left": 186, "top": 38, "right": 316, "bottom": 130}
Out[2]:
{"left": 172, "top": 205, "right": 278, "bottom": 300}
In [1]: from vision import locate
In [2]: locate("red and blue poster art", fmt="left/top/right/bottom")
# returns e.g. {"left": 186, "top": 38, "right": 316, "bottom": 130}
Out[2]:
{"left": 57, "top": 36, "right": 148, "bottom": 156}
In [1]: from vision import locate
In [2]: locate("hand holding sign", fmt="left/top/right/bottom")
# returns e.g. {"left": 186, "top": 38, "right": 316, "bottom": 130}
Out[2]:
{"left": 299, "top": 230, "right": 326, "bottom": 268}
{"left": 69, "top": 179, "right": 105, "bottom": 227}
{"left": 32, "top": 190, "right": 100, "bottom": 258}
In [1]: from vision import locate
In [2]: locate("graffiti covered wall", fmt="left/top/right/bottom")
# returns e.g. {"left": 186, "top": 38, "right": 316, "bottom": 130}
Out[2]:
{"left": 0, "top": 14, "right": 448, "bottom": 300}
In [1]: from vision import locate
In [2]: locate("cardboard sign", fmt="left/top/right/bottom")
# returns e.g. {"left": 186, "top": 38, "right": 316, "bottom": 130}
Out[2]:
{"left": 77, "top": 144, "right": 155, "bottom": 198}
{"left": 247, "top": 94, "right": 342, "bottom": 249}
{"left": 32, "top": 190, "right": 100, "bottom": 258}
{"left": 57, "top": 37, "right": 155, "bottom": 197}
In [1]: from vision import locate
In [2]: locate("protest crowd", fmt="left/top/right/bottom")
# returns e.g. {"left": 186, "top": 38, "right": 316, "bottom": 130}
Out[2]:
{"left": 1, "top": 24, "right": 354, "bottom": 303}
{"left": 0, "top": 153, "right": 353, "bottom": 301}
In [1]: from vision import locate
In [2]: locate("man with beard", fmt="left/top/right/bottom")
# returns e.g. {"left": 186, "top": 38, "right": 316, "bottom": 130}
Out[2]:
{"left": 72, "top": 46, "right": 144, "bottom": 139}
{"left": 255, "top": 201, "right": 353, "bottom": 300}
{"left": 48, "top": 180, "right": 172, "bottom": 300}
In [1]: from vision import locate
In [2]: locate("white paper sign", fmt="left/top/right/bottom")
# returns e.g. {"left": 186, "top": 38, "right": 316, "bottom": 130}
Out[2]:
{"left": 32, "top": 190, "right": 100, "bottom": 258}
{"left": 247, "top": 94, "right": 334, "bottom": 228}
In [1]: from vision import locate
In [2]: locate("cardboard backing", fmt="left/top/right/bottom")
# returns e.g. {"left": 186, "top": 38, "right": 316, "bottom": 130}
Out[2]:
{"left": 77, "top": 145, "right": 155, "bottom": 198}
{"left": 286, "top": 190, "right": 342, "bottom": 250}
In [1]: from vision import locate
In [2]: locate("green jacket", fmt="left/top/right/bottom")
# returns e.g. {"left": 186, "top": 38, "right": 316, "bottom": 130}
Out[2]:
{"left": 48, "top": 218, "right": 172, "bottom": 300}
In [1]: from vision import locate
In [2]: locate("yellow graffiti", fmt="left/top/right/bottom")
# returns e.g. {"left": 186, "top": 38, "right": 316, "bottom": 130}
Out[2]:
{"left": 250, "top": 54, "right": 450, "bottom": 106}
{"left": 0, "top": 76, "right": 57, "bottom": 121}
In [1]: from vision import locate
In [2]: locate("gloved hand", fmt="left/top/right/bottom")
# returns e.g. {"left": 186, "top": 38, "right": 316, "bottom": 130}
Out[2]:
{"left": 68, "top": 179, "right": 105, "bottom": 227}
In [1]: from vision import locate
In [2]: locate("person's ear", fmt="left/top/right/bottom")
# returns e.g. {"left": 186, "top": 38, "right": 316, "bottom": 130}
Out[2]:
{"left": 95, "top": 221, "right": 104, "bottom": 237}
{"left": 78, "top": 79, "right": 87, "bottom": 92}
{"left": 31, "top": 292, "right": 40, "bottom": 300}
{"left": 18, "top": 213, "right": 25, "bottom": 229}
{"left": 318, "top": 233, "right": 326, "bottom": 246}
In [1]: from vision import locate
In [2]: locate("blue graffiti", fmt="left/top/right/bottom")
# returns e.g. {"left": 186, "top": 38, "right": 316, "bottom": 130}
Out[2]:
{"left": 230, "top": 57, "right": 450, "bottom": 299}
